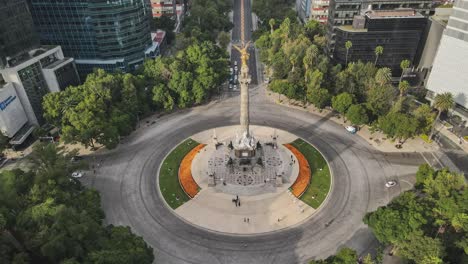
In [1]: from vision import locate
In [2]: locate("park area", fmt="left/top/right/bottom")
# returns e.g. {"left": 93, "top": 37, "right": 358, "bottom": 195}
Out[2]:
{"left": 289, "top": 139, "right": 331, "bottom": 209}
{"left": 159, "top": 138, "right": 200, "bottom": 209}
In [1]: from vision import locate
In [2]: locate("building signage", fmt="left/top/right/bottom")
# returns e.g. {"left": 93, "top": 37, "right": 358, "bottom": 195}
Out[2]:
{"left": 0, "top": 96, "right": 17, "bottom": 111}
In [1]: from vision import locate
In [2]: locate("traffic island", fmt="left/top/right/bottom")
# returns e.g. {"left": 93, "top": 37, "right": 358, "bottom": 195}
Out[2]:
{"left": 288, "top": 138, "right": 331, "bottom": 209}
{"left": 159, "top": 138, "right": 201, "bottom": 209}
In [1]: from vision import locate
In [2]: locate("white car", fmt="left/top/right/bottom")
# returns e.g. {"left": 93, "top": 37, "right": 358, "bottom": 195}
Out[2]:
{"left": 264, "top": 78, "right": 269, "bottom": 84}
{"left": 385, "top": 180, "right": 397, "bottom": 188}
{"left": 345, "top": 126, "right": 357, "bottom": 134}
{"left": 229, "top": 67, "right": 233, "bottom": 74}
{"left": 234, "top": 74, "right": 238, "bottom": 82}
{"left": 71, "top": 171, "right": 84, "bottom": 178}
{"left": 229, "top": 84, "right": 233, "bottom": 89}
{"left": 234, "top": 65, "right": 238, "bottom": 72}
{"left": 234, "top": 61, "right": 238, "bottom": 66}
{"left": 233, "top": 84, "right": 238, "bottom": 90}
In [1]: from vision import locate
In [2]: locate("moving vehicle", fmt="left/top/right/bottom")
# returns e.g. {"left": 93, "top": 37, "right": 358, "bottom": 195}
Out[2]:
{"left": 345, "top": 126, "right": 357, "bottom": 134}
{"left": 71, "top": 171, "right": 84, "bottom": 178}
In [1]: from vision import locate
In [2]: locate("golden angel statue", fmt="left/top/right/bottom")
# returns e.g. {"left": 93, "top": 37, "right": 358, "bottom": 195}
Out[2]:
{"left": 233, "top": 41, "right": 250, "bottom": 68}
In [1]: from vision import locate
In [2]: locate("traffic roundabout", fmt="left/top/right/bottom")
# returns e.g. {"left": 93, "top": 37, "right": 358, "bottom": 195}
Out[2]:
{"left": 156, "top": 126, "right": 332, "bottom": 234}
{"left": 92, "top": 91, "right": 419, "bottom": 263}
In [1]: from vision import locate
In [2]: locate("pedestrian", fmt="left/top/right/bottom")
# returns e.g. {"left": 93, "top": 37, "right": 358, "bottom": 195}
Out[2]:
{"left": 238, "top": 200, "right": 241, "bottom": 207}
{"left": 247, "top": 218, "right": 249, "bottom": 223}
{"left": 277, "top": 218, "right": 280, "bottom": 222}
{"left": 236, "top": 195, "right": 239, "bottom": 201}
{"left": 244, "top": 218, "right": 246, "bottom": 222}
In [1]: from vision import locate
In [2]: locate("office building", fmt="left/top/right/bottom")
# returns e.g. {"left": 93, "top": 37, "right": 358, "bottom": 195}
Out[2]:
{"left": 0, "top": 46, "right": 80, "bottom": 127}
{"left": 426, "top": 0, "right": 468, "bottom": 121}
{"left": 0, "top": 0, "right": 39, "bottom": 68}
{"left": 333, "top": 9, "right": 427, "bottom": 75}
{"left": 327, "top": 0, "right": 432, "bottom": 54}
{"left": 310, "top": 0, "right": 330, "bottom": 24}
{"left": 0, "top": 81, "right": 29, "bottom": 139}
{"left": 298, "top": 0, "right": 311, "bottom": 22}
{"left": 151, "top": 0, "right": 177, "bottom": 18}
{"left": 29, "top": 0, "right": 153, "bottom": 78}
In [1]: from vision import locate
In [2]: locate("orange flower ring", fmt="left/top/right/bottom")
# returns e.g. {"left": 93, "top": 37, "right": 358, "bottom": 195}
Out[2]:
{"left": 179, "top": 144, "right": 206, "bottom": 198}
{"left": 284, "top": 144, "right": 312, "bottom": 198}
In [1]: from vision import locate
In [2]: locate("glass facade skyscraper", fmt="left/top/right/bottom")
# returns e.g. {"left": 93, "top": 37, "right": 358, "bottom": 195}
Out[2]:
{"left": 29, "top": 0, "right": 153, "bottom": 78}
{"left": 0, "top": 0, "right": 39, "bottom": 68}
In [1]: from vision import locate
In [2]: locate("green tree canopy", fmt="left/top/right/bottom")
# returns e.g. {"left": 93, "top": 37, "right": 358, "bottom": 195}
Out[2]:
{"left": 332, "top": 92, "right": 354, "bottom": 115}
{"left": 346, "top": 104, "right": 369, "bottom": 126}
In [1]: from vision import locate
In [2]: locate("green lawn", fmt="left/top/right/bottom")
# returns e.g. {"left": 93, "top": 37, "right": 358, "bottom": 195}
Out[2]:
{"left": 159, "top": 138, "right": 199, "bottom": 209}
{"left": 290, "top": 138, "right": 331, "bottom": 209}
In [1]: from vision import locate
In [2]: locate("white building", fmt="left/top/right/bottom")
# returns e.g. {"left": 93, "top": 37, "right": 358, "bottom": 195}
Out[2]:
{"left": 426, "top": 0, "right": 468, "bottom": 120}
{"left": 0, "top": 82, "right": 28, "bottom": 138}
{"left": 0, "top": 46, "right": 79, "bottom": 145}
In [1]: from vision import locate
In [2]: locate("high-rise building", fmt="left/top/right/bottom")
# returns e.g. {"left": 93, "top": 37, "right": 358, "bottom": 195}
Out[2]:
{"left": 327, "top": 0, "right": 432, "bottom": 55}
{"left": 310, "top": 0, "right": 330, "bottom": 24}
{"left": 426, "top": 0, "right": 468, "bottom": 120}
{"left": 297, "top": 0, "right": 311, "bottom": 22}
{"left": 0, "top": 0, "right": 39, "bottom": 68}
{"left": 29, "top": 0, "right": 153, "bottom": 78}
{"left": 150, "top": 0, "right": 177, "bottom": 18}
{"left": 333, "top": 9, "right": 427, "bottom": 75}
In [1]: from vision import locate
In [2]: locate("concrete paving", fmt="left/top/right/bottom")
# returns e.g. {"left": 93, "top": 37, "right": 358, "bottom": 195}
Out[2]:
{"left": 176, "top": 188, "right": 314, "bottom": 234}
{"left": 175, "top": 125, "right": 309, "bottom": 234}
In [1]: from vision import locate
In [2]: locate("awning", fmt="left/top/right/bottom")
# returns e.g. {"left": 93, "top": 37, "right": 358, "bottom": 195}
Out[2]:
{"left": 10, "top": 124, "right": 35, "bottom": 145}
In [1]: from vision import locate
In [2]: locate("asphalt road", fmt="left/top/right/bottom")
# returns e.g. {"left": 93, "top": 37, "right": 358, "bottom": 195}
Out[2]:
{"left": 85, "top": 1, "right": 467, "bottom": 263}
{"left": 89, "top": 83, "right": 434, "bottom": 263}
{"left": 231, "top": 0, "right": 258, "bottom": 85}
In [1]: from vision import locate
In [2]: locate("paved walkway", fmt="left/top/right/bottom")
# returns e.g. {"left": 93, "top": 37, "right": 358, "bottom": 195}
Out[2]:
{"left": 175, "top": 188, "right": 314, "bottom": 234}
{"left": 173, "top": 125, "right": 315, "bottom": 234}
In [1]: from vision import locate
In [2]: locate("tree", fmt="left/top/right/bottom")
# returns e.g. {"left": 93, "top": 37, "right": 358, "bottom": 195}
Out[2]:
{"left": 332, "top": 92, "right": 354, "bottom": 117}
{"left": 400, "top": 59, "right": 411, "bottom": 81}
{"left": 413, "top": 104, "right": 435, "bottom": 134}
{"left": 0, "top": 144, "right": 154, "bottom": 263}
{"left": 346, "top": 104, "right": 368, "bottom": 126}
{"left": 309, "top": 247, "right": 358, "bottom": 264}
{"left": 429, "top": 92, "right": 454, "bottom": 140}
{"left": 217, "top": 31, "right": 231, "bottom": 50}
{"left": 374, "top": 46, "right": 384, "bottom": 65}
{"left": 308, "top": 88, "right": 331, "bottom": 109}
{"left": 377, "top": 112, "right": 418, "bottom": 142}
{"left": 365, "top": 167, "right": 468, "bottom": 264}
{"left": 398, "top": 80, "right": 410, "bottom": 98}
{"left": 375, "top": 67, "right": 392, "bottom": 86}
{"left": 345, "top": 41, "right": 352, "bottom": 65}
{"left": 269, "top": 18, "right": 276, "bottom": 35}
{"left": 365, "top": 84, "right": 395, "bottom": 118}
{"left": 415, "top": 164, "right": 435, "bottom": 188}
{"left": 398, "top": 233, "right": 445, "bottom": 264}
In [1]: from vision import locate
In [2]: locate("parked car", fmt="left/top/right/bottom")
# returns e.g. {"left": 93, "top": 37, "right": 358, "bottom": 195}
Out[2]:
{"left": 229, "top": 84, "right": 233, "bottom": 89}
{"left": 345, "top": 126, "right": 357, "bottom": 134}
{"left": 71, "top": 171, "right": 84, "bottom": 178}
{"left": 229, "top": 67, "right": 233, "bottom": 74}
{"left": 71, "top": 155, "right": 84, "bottom": 162}
{"left": 385, "top": 180, "right": 397, "bottom": 188}
{"left": 233, "top": 84, "right": 238, "bottom": 90}
{"left": 234, "top": 61, "right": 237, "bottom": 66}
{"left": 234, "top": 65, "right": 238, "bottom": 72}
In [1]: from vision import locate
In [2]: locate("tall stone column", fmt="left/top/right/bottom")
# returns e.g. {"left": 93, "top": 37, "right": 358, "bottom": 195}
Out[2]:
{"left": 240, "top": 62, "right": 251, "bottom": 137}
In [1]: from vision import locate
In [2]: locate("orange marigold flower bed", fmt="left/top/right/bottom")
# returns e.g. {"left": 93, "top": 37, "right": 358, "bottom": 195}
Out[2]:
{"left": 179, "top": 144, "right": 206, "bottom": 198}
{"left": 284, "top": 144, "right": 311, "bottom": 198}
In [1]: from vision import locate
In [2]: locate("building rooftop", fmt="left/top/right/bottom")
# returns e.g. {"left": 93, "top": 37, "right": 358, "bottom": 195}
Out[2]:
{"left": 365, "top": 9, "right": 424, "bottom": 19}
{"left": 338, "top": 25, "right": 368, "bottom": 32}
{"left": 2, "top": 46, "right": 58, "bottom": 68}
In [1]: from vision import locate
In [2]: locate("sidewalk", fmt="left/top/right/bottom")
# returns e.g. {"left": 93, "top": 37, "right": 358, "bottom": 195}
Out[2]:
{"left": 264, "top": 88, "right": 440, "bottom": 153}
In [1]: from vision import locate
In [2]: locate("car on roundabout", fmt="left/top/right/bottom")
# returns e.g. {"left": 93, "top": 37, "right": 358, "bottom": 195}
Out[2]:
{"left": 345, "top": 126, "right": 357, "bottom": 134}
{"left": 385, "top": 180, "right": 397, "bottom": 188}
{"left": 71, "top": 171, "right": 84, "bottom": 178}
